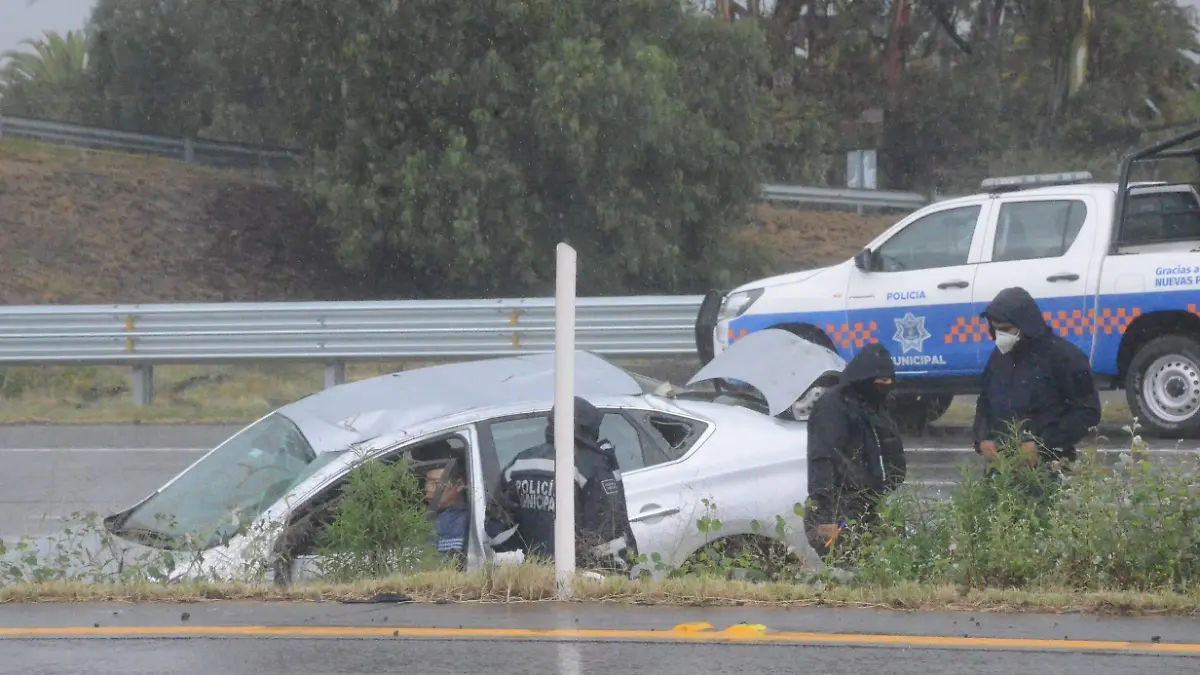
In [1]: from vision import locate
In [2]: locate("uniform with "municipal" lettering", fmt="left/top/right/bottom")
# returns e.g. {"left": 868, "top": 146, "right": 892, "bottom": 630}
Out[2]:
{"left": 487, "top": 396, "right": 639, "bottom": 571}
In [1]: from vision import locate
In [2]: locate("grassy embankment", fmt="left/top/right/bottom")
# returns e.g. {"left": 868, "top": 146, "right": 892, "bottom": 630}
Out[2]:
{"left": 1, "top": 136, "right": 970, "bottom": 426}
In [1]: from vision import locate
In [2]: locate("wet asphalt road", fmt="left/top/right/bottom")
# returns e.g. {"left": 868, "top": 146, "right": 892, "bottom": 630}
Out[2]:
{"left": 2, "top": 604, "right": 1198, "bottom": 674}
{"left": 8, "top": 639, "right": 1195, "bottom": 675}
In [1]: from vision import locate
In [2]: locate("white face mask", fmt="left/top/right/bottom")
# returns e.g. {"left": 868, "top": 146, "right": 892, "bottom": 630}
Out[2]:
{"left": 995, "top": 330, "right": 1020, "bottom": 354}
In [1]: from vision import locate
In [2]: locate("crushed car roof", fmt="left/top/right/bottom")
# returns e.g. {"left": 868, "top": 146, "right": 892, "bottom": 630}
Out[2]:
{"left": 276, "top": 351, "right": 647, "bottom": 452}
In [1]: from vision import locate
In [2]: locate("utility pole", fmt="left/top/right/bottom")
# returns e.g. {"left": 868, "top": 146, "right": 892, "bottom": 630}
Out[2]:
{"left": 884, "top": 0, "right": 911, "bottom": 98}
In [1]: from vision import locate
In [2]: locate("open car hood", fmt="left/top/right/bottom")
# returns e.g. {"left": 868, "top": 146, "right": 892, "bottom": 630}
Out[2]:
{"left": 685, "top": 328, "right": 846, "bottom": 416}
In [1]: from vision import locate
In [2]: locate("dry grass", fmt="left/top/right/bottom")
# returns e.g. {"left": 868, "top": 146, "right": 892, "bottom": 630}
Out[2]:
{"left": 737, "top": 204, "right": 902, "bottom": 272}
{"left": 0, "top": 358, "right": 697, "bottom": 425}
{"left": 0, "top": 362, "right": 388, "bottom": 424}
{"left": 0, "top": 138, "right": 377, "bottom": 305}
{"left": 0, "top": 361, "right": 1137, "bottom": 426}
{"left": 2, "top": 564, "right": 1197, "bottom": 615}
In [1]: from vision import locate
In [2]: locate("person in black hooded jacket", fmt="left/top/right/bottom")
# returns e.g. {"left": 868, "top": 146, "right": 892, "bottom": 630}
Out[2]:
{"left": 486, "top": 396, "right": 638, "bottom": 572}
{"left": 973, "top": 287, "right": 1102, "bottom": 467}
{"left": 803, "top": 342, "right": 906, "bottom": 559}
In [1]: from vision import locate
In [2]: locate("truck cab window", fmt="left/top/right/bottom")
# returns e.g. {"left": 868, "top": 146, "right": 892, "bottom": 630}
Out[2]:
{"left": 874, "top": 205, "right": 981, "bottom": 272}
{"left": 1123, "top": 188, "right": 1200, "bottom": 245}
{"left": 992, "top": 200, "right": 1087, "bottom": 262}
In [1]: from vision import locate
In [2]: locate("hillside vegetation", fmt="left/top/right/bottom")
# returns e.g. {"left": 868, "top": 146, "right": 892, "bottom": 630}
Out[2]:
{"left": 5, "top": 0, "right": 1197, "bottom": 300}
{"left": 0, "top": 139, "right": 898, "bottom": 306}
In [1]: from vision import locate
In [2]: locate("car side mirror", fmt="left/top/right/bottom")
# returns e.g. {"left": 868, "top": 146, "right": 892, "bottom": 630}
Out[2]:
{"left": 853, "top": 248, "right": 874, "bottom": 272}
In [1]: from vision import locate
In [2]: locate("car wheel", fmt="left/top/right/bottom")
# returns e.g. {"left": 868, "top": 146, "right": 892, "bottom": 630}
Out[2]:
{"left": 1125, "top": 334, "right": 1200, "bottom": 438}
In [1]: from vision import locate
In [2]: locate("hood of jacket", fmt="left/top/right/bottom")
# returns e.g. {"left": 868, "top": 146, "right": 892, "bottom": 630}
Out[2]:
{"left": 544, "top": 395, "right": 605, "bottom": 447}
{"left": 839, "top": 343, "right": 896, "bottom": 386}
{"left": 979, "top": 287, "right": 1052, "bottom": 341}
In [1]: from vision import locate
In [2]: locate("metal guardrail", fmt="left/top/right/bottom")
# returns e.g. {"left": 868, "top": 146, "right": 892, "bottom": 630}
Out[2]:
{"left": 1, "top": 114, "right": 956, "bottom": 209}
{"left": 0, "top": 296, "right": 704, "bottom": 364}
{"left": 0, "top": 296, "right": 707, "bottom": 405}
{"left": 760, "top": 183, "right": 931, "bottom": 209}
{"left": 0, "top": 115, "right": 301, "bottom": 170}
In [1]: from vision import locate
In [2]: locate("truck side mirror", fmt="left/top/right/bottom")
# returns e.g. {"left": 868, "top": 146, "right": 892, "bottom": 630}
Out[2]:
{"left": 853, "top": 248, "right": 874, "bottom": 272}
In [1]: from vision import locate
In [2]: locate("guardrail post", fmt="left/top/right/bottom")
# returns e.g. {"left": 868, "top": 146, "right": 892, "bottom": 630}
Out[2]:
{"left": 183, "top": 137, "right": 194, "bottom": 163}
{"left": 324, "top": 362, "right": 346, "bottom": 389}
{"left": 130, "top": 365, "right": 155, "bottom": 407}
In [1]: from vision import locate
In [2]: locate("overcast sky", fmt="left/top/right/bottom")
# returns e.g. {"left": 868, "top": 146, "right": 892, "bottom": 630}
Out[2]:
{"left": 2, "top": 0, "right": 1200, "bottom": 55}
{"left": 1, "top": 0, "right": 94, "bottom": 54}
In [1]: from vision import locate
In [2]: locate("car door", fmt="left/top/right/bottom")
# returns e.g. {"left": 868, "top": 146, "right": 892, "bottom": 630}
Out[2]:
{"left": 971, "top": 194, "right": 1098, "bottom": 357}
{"left": 275, "top": 428, "right": 483, "bottom": 585}
{"left": 615, "top": 408, "right": 711, "bottom": 569}
{"left": 475, "top": 406, "right": 704, "bottom": 569}
{"left": 845, "top": 201, "right": 992, "bottom": 377}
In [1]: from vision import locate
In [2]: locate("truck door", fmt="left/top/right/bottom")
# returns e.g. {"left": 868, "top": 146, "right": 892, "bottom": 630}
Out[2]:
{"left": 845, "top": 202, "right": 991, "bottom": 377}
{"left": 970, "top": 194, "right": 1098, "bottom": 360}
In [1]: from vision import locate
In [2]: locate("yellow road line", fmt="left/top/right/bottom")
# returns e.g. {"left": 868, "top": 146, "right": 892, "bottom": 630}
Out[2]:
{"left": 0, "top": 622, "right": 1196, "bottom": 654}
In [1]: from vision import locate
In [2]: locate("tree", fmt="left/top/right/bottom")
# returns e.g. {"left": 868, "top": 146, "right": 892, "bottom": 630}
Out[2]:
{"left": 211, "top": 0, "right": 772, "bottom": 296}
{"left": 83, "top": 0, "right": 216, "bottom": 137}
{"left": 0, "top": 29, "right": 89, "bottom": 121}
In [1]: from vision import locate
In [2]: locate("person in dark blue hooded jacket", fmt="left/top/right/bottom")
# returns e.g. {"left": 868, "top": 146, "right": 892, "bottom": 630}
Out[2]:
{"left": 973, "top": 287, "right": 1102, "bottom": 467}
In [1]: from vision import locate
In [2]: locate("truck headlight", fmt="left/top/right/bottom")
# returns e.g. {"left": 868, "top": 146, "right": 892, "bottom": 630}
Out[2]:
{"left": 720, "top": 288, "right": 764, "bottom": 322}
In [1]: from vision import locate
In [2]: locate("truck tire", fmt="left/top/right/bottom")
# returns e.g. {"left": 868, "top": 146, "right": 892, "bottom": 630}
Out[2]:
{"left": 1125, "top": 334, "right": 1200, "bottom": 438}
{"left": 891, "top": 394, "right": 954, "bottom": 434}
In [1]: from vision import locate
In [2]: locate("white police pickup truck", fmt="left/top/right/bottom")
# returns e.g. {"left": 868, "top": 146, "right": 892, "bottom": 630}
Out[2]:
{"left": 694, "top": 128, "right": 1200, "bottom": 437}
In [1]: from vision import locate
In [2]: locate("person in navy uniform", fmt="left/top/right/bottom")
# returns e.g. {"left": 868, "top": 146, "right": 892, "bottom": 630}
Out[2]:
{"left": 424, "top": 465, "right": 471, "bottom": 569}
{"left": 487, "top": 396, "right": 638, "bottom": 573}
{"left": 972, "top": 286, "right": 1101, "bottom": 471}
{"left": 803, "top": 342, "right": 906, "bottom": 562}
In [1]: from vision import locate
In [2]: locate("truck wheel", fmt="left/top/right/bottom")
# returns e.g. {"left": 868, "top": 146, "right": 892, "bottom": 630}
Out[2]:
{"left": 1126, "top": 335, "right": 1200, "bottom": 438}
{"left": 891, "top": 394, "right": 954, "bottom": 434}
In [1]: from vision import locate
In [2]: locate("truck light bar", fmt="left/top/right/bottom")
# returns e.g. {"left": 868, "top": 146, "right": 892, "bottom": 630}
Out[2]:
{"left": 980, "top": 171, "right": 1094, "bottom": 191}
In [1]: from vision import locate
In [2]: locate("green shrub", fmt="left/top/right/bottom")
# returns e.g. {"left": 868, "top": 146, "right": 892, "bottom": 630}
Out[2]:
{"left": 313, "top": 456, "right": 440, "bottom": 582}
{"left": 853, "top": 423, "right": 1200, "bottom": 592}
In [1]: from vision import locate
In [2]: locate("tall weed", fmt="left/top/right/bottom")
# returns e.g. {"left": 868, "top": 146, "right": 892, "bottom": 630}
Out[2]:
{"left": 313, "top": 456, "right": 440, "bottom": 582}
{"left": 854, "top": 423, "right": 1200, "bottom": 592}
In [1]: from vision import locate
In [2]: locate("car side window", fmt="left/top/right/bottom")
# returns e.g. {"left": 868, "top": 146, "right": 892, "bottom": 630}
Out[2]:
{"left": 992, "top": 200, "right": 1087, "bottom": 262}
{"left": 485, "top": 411, "right": 663, "bottom": 475}
{"left": 274, "top": 433, "right": 471, "bottom": 561}
{"left": 874, "top": 204, "right": 982, "bottom": 272}
{"left": 640, "top": 412, "right": 706, "bottom": 461}
{"left": 488, "top": 416, "right": 546, "bottom": 474}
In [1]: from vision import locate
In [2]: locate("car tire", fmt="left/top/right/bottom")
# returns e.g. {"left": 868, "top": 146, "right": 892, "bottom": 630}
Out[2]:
{"left": 1125, "top": 334, "right": 1200, "bottom": 438}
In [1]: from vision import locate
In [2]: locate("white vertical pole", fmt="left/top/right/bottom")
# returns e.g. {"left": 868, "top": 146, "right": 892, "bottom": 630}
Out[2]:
{"left": 553, "top": 242, "right": 578, "bottom": 598}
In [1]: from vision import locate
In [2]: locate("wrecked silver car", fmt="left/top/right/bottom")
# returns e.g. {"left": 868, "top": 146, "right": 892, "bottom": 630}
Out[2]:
{"left": 104, "top": 329, "right": 846, "bottom": 584}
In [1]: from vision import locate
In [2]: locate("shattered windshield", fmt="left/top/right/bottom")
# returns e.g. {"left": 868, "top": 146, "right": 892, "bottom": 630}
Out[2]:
{"left": 114, "top": 413, "right": 339, "bottom": 550}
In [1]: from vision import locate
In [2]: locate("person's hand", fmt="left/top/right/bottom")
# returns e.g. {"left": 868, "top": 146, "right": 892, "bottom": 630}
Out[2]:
{"left": 978, "top": 440, "right": 999, "bottom": 458}
{"left": 816, "top": 523, "right": 841, "bottom": 545}
{"left": 1018, "top": 441, "right": 1039, "bottom": 467}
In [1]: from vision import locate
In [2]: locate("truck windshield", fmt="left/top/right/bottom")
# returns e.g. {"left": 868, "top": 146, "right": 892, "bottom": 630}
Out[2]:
{"left": 113, "top": 413, "right": 338, "bottom": 550}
